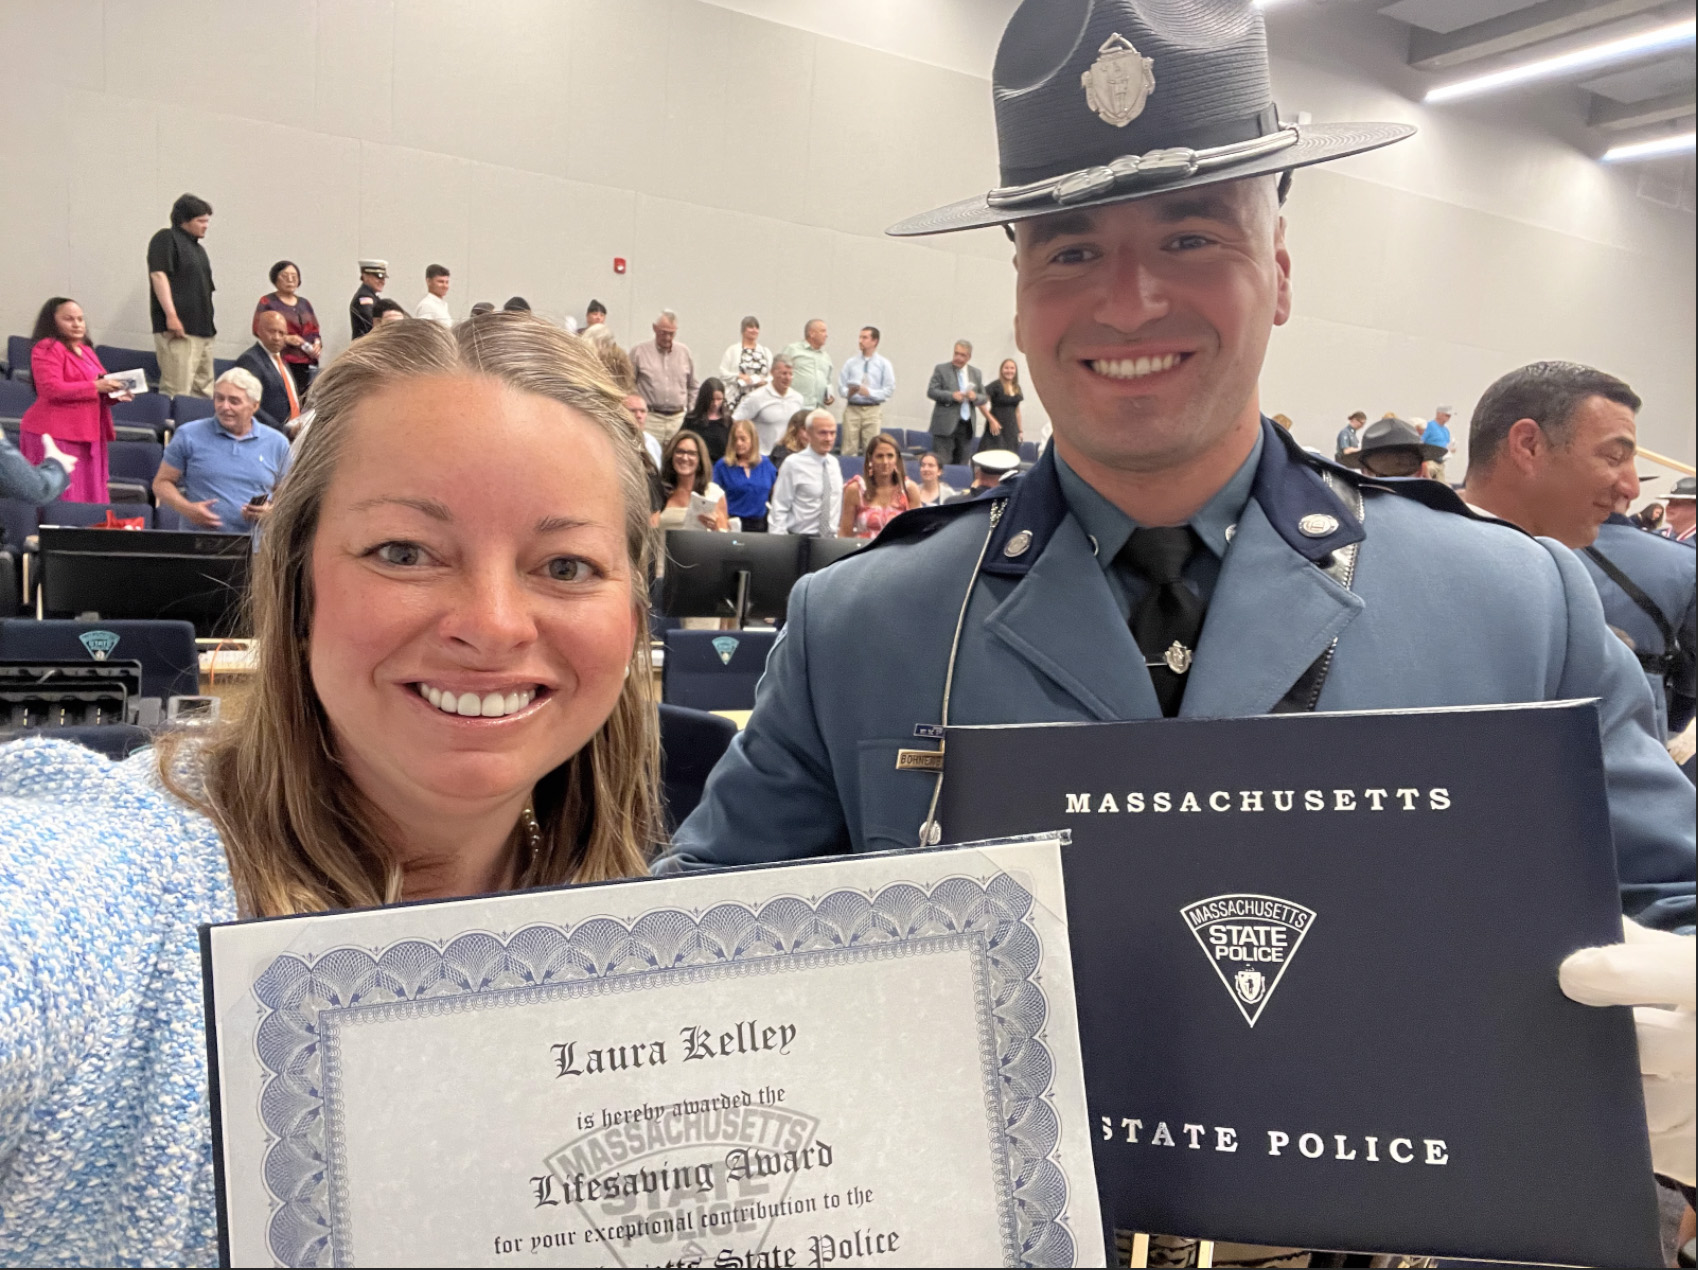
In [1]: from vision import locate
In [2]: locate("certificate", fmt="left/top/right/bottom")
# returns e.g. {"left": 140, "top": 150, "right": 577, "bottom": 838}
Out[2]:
{"left": 203, "top": 837, "right": 1103, "bottom": 1267}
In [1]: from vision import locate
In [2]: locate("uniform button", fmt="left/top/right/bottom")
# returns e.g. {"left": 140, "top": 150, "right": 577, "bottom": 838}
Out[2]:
{"left": 1224, "top": 523, "right": 1237, "bottom": 543}
{"left": 1298, "top": 513, "right": 1339, "bottom": 538}
{"left": 1003, "top": 530, "right": 1033, "bottom": 558}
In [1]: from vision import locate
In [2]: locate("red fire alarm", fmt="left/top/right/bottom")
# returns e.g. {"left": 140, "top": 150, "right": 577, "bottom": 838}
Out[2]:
{"left": 613, "top": 257, "right": 627, "bottom": 274}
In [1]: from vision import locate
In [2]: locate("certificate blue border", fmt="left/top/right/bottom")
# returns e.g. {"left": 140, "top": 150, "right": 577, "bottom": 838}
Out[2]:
{"left": 248, "top": 871, "right": 1080, "bottom": 1267}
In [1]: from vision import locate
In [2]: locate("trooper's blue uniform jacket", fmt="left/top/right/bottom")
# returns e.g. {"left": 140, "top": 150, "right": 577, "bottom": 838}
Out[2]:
{"left": 1580, "top": 514, "right": 1696, "bottom": 740}
{"left": 667, "top": 420, "right": 1696, "bottom": 933}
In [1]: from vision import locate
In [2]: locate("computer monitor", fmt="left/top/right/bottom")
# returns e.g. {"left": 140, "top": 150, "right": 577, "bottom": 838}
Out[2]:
{"left": 659, "top": 531, "right": 803, "bottom": 624}
{"left": 804, "top": 536, "right": 867, "bottom": 572}
{"left": 37, "top": 527, "right": 253, "bottom": 637}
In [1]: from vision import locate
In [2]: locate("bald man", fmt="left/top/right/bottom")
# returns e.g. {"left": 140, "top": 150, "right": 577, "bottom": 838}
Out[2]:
{"left": 234, "top": 310, "right": 302, "bottom": 432}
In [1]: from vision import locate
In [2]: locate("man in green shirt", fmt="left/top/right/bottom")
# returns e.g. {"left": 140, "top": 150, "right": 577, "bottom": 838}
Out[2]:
{"left": 781, "top": 319, "right": 835, "bottom": 414}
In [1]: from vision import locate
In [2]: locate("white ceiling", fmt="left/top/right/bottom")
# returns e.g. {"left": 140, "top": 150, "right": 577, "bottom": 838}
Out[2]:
{"left": 1377, "top": 0, "right": 1546, "bottom": 36}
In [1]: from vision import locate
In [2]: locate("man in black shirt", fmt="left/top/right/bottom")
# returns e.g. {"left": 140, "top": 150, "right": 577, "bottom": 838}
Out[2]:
{"left": 147, "top": 193, "right": 216, "bottom": 397}
{"left": 349, "top": 260, "right": 388, "bottom": 338}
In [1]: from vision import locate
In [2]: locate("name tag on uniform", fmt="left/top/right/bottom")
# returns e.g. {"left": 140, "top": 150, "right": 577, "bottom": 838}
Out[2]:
{"left": 896, "top": 748, "right": 945, "bottom": 771}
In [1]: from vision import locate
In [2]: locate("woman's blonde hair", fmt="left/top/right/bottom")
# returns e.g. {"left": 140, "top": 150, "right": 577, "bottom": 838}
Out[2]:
{"left": 160, "top": 314, "right": 662, "bottom": 917}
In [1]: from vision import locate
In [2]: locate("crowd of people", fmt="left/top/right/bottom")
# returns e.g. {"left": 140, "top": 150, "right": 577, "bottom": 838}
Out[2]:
{"left": 0, "top": 0, "right": 1693, "bottom": 1256}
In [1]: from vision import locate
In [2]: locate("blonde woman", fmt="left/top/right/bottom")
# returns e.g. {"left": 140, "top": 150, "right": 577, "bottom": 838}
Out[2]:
{"left": 0, "top": 314, "right": 663, "bottom": 1264}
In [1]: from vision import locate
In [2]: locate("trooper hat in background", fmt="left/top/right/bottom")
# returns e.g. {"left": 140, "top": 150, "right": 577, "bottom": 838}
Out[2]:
{"left": 1339, "top": 416, "right": 1446, "bottom": 468}
{"left": 887, "top": 0, "right": 1414, "bottom": 237}
{"left": 1668, "top": 476, "right": 1697, "bottom": 501}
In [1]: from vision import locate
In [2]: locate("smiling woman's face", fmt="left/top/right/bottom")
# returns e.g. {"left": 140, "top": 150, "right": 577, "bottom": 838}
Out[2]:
{"left": 309, "top": 374, "right": 638, "bottom": 819}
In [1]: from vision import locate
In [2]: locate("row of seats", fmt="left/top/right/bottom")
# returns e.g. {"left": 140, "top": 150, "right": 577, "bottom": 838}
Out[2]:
{"left": 0, "top": 612, "right": 746, "bottom": 829}
{"left": 835, "top": 455, "right": 972, "bottom": 489}
{"left": 3, "top": 338, "right": 236, "bottom": 394}
{"left": 893, "top": 428, "right": 1040, "bottom": 464}
{"left": 0, "top": 376, "right": 216, "bottom": 441}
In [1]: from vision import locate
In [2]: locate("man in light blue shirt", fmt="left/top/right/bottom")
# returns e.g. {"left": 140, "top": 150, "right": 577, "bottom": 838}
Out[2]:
{"left": 837, "top": 325, "right": 897, "bottom": 456}
{"left": 152, "top": 368, "right": 291, "bottom": 534}
{"left": 1422, "top": 404, "right": 1455, "bottom": 481}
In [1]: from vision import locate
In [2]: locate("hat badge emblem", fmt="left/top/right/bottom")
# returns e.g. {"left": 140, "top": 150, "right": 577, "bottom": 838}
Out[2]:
{"left": 1082, "top": 34, "right": 1156, "bottom": 128}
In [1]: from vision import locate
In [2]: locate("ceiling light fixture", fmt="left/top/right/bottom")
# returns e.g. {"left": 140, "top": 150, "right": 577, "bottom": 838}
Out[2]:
{"left": 1602, "top": 131, "right": 1697, "bottom": 162}
{"left": 1425, "top": 18, "right": 1696, "bottom": 104}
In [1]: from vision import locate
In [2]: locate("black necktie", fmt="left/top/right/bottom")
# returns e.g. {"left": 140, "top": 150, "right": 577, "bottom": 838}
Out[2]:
{"left": 1119, "top": 526, "right": 1206, "bottom": 717}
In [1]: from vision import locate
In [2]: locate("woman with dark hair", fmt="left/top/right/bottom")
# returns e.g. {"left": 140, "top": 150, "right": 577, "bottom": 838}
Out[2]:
{"left": 18, "top": 297, "right": 127, "bottom": 503}
{"left": 253, "top": 260, "right": 321, "bottom": 396}
{"left": 840, "top": 431, "right": 922, "bottom": 539}
{"left": 683, "top": 377, "right": 731, "bottom": 462}
{"left": 769, "top": 408, "right": 811, "bottom": 471}
{"left": 981, "top": 358, "right": 1023, "bottom": 449}
{"left": 915, "top": 451, "right": 956, "bottom": 507}
{"left": 654, "top": 429, "right": 728, "bottom": 532}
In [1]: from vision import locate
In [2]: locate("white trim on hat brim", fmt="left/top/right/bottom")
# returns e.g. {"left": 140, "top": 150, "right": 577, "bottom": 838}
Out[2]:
{"left": 887, "top": 122, "right": 1416, "bottom": 238}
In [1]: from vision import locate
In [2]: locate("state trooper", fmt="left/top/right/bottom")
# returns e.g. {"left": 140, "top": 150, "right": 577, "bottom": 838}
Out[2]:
{"left": 1337, "top": 416, "right": 1445, "bottom": 481}
{"left": 1461, "top": 361, "right": 1697, "bottom": 743}
{"left": 349, "top": 259, "right": 387, "bottom": 340}
{"left": 663, "top": 0, "right": 1695, "bottom": 1203}
{"left": 947, "top": 448, "right": 1022, "bottom": 502}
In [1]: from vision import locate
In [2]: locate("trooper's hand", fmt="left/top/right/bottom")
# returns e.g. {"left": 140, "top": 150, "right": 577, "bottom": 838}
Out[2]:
{"left": 1560, "top": 919, "right": 1695, "bottom": 1185}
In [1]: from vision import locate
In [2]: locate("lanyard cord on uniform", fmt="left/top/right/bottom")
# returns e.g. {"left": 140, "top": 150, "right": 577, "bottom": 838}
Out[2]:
{"left": 919, "top": 498, "right": 1006, "bottom": 847}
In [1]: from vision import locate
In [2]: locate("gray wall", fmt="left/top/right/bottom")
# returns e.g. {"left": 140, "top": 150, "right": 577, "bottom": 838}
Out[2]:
{"left": 1, "top": 0, "right": 1692, "bottom": 471}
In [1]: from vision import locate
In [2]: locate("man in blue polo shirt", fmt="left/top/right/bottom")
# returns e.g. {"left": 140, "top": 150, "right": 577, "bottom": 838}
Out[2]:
{"left": 152, "top": 367, "right": 290, "bottom": 533}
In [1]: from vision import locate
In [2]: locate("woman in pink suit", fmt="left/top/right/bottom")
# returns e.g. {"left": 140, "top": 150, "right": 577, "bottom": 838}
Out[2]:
{"left": 19, "top": 297, "right": 128, "bottom": 503}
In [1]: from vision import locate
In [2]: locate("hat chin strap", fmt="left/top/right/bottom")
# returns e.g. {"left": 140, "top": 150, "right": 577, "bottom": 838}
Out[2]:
{"left": 987, "top": 126, "right": 1301, "bottom": 210}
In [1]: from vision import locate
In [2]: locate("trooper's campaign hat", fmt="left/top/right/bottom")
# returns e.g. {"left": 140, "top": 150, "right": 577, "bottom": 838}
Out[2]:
{"left": 888, "top": 0, "right": 1414, "bottom": 237}
{"left": 1339, "top": 416, "right": 1445, "bottom": 468}
{"left": 357, "top": 259, "right": 388, "bottom": 278}
{"left": 1668, "top": 476, "right": 1697, "bottom": 501}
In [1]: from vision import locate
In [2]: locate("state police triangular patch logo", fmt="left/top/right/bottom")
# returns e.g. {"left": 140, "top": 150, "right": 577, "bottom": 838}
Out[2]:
{"left": 78, "top": 629, "right": 121, "bottom": 661}
{"left": 1180, "top": 894, "right": 1316, "bottom": 1028}
{"left": 711, "top": 636, "right": 739, "bottom": 666}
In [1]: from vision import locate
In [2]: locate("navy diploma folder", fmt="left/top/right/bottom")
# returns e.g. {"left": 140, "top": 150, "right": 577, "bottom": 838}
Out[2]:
{"left": 939, "top": 701, "right": 1662, "bottom": 1268}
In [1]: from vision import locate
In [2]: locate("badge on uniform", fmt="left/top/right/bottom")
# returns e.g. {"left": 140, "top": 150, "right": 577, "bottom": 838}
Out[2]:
{"left": 895, "top": 748, "right": 945, "bottom": 772}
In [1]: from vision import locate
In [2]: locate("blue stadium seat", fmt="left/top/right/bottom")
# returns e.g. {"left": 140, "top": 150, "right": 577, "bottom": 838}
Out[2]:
{"left": 107, "top": 439, "right": 165, "bottom": 503}
{"left": 657, "top": 703, "right": 739, "bottom": 830}
{"left": 943, "top": 463, "right": 971, "bottom": 490}
{"left": 0, "top": 497, "right": 34, "bottom": 551}
{"left": 1018, "top": 441, "right": 1039, "bottom": 463}
{"left": 173, "top": 394, "right": 215, "bottom": 423}
{"left": 904, "top": 429, "right": 933, "bottom": 454}
{"left": 214, "top": 357, "right": 237, "bottom": 379}
{"left": 153, "top": 502, "right": 185, "bottom": 531}
{"left": 112, "top": 392, "right": 171, "bottom": 430}
{"left": 662, "top": 628, "right": 778, "bottom": 711}
{"left": 0, "top": 617, "right": 199, "bottom": 701}
{"left": 95, "top": 345, "right": 160, "bottom": 390}
{"left": 0, "top": 379, "right": 36, "bottom": 420}
{"left": 6, "top": 336, "right": 32, "bottom": 383}
{"left": 36, "top": 501, "right": 155, "bottom": 529}
{"left": 839, "top": 456, "right": 863, "bottom": 482}
{"left": 905, "top": 459, "right": 920, "bottom": 482}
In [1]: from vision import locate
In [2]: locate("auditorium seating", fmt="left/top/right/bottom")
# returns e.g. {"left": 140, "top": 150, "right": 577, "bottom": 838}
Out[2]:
{"left": 903, "top": 429, "right": 932, "bottom": 454}
{"left": 95, "top": 345, "right": 159, "bottom": 390}
{"left": 107, "top": 439, "right": 165, "bottom": 503}
{"left": 0, "top": 379, "right": 34, "bottom": 421}
{"left": 0, "top": 498, "right": 33, "bottom": 551}
{"left": 0, "top": 617, "right": 200, "bottom": 702}
{"left": 942, "top": 463, "right": 971, "bottom": 490}
{"left": 839, "top": 456, "right": 863, "bottom": 482}
{"left": 657, "top": 703, "right": 739, "bottom": 829}
{"left": 112, "top": 393, "right": 172, "bottom": 439}
{"left": 214, "top": 357, "right": 237, "bottom": 379}
{"left": 173, "top": 394, "right": 216, "bottom": 423}
{"left": 5, "top": 336, "right": 31, "bottom": 383}
{"left": 662, "top": 628, "right": 778, "bottom": 711}
{"left": 1019, "top": 441, "right": 1039, "bottom": 462}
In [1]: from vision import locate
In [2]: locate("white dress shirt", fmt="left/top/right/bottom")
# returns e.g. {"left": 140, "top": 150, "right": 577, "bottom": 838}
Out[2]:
{"left": 838, "top": 352, "right": 896, "bottom": 405}
{"left": 733, "top": 384, "right": 805, "bottom": 452}
{"left": 414, "top": 293, "right": 453, "bottom": 326}
{"left": 768, "top": 449, "right": 843, "bottom": 536}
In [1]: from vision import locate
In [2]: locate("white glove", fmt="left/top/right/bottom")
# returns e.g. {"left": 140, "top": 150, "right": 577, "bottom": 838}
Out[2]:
{"left": 39, "top": 434, "right": 78, "bottom": 475}
{"left": 1560, "top": 919, "right": 1695, "bottom": 1185}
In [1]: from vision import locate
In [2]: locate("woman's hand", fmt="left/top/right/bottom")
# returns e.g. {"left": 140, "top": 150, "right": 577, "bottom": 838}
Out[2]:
{"left": 93, "top": 377, "right": 123, "bottom": 394}
{"left": 988, "top": 419, "right": 1001, "bottom": 436}
{"left": 285, "top": 333, "right": 304, "bottom": 348}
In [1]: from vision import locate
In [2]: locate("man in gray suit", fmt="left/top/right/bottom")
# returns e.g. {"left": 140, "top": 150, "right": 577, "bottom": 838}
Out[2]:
{"left": 665, "top": 0, "right": 1693, "bottom": 1187}
{"left": 926, "top": 341, "right": 984, "bottom": 465}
